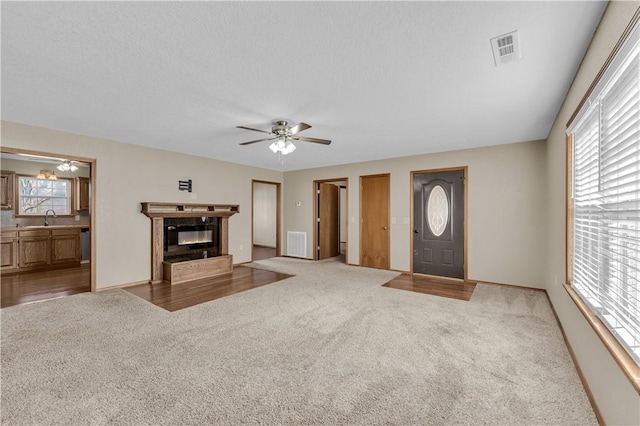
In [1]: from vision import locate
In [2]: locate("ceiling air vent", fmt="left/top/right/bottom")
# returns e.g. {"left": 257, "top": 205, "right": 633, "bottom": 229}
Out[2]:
{"left": 490, "top": 30, "right": 521, "bottom": 66}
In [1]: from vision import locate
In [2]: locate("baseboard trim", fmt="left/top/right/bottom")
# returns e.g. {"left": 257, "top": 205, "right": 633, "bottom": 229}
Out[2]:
{"left": 545, "top": 292, "right": 604, "bottom": 426}
{"left": 470, "top": 278, "right": 546, "bottom": 292}
{"left": 96, "top": 280, "right": 150, "bottom": 291}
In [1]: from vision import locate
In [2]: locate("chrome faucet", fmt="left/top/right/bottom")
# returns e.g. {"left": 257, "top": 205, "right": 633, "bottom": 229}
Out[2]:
{"left": 44, "top": 209, "right": 57, "bottom": 226}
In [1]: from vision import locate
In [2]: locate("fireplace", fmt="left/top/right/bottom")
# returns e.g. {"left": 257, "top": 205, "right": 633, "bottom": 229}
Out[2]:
{"left": 164, "top": 217, "right": 222, "bottom": 262}
{"left": 141, "top": 202, "right": 239, "bottom": 284}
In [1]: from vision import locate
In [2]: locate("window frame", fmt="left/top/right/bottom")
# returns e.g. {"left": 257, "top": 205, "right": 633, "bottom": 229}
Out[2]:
{"left": 14, "top": 174, "right": 75, "bottom": 217}
{"left": 565, "top": 9, "right": 640, "bottom": 392}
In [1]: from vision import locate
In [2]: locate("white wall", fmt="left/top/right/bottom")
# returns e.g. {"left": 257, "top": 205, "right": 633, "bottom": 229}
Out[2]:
{"left": 283, "top": 140, "right": 547, "bottom": 289}
{"left": 545, "top": 2, "right": 640, "bottom": 424}
{"left": 1, "top": 121, "right": 283, "bottom": 289}
{"left": 252, "top": 182, "right": 277, "bottom": 247}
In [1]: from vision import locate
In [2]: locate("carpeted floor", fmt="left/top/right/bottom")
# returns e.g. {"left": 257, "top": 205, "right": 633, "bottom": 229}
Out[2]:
{"left": 1, "top": 257, "right": 596, "bottom": 425}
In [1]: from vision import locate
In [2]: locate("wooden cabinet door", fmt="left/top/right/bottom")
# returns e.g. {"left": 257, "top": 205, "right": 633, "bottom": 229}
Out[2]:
{"left": 51, "top": 234, "right": 80, "bottom": 264}
{"left": 76, "top": 177, "right": 90, "bottom": 211}
{"left": 19, "top": 237, "right": 50, "bottom": 268}
{"left": 1, "top": 240, "right": 18, "bottom": 269}
{"left": 1, "top": 170, "right": 15, "bottom": 210}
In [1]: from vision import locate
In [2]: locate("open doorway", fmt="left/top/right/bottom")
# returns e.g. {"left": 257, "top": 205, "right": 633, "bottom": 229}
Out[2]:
{"left": 1, "top": 147, "right": 96, "bottom": 308}
{"left": 251, "top": 180, "right": 280, "bottom": 261}
{"left": 313, "top": 178, "right": 348, "bottom": 263}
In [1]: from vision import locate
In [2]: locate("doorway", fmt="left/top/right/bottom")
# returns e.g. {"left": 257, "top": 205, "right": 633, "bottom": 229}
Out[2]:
{"left": 411, "top": 167, "right": 467, "bottom": 280}
{"left": 360, "top": 174, "right": 390, "bottom": 269}
{"left": 251, "top": 180, "right": 280, "bottom": 261}
{"left": 313, "top": 178, "right": 348, "bottom": 262}
{"left": 0, "top": 147, "right": 96, "bottom": 307}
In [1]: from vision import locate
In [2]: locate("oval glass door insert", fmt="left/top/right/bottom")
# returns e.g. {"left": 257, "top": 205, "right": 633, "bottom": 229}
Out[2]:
{"left": 426, "top": 185, "right": 449, "bottom": 236}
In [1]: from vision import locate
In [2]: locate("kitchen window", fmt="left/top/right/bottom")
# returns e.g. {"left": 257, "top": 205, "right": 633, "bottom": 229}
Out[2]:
{"left": 17, "top": 175, "right": 73, "bottom": 216}
{"left": 566, "top": 14, "right": 640, "bottom": 383}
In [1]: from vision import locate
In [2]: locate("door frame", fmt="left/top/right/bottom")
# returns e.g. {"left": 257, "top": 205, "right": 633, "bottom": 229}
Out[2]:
{"left": 251, "top": 180, "right": 281, "bottom": 259}
{"left": 313, "top": 178, "right": 348, "bottom": 263}
{"left": 359, "top": 173, "right": 390, "bottom": 269}
{"left": 1, "top": 146, "right": 97, "bottom": 292}
{"left": 410, "top": 166, "right": 469, "bottom": 282}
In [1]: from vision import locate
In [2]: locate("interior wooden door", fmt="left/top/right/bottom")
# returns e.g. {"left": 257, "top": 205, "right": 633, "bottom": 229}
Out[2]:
{"left": 360, "top": 174, "right": 390, "bottom": 269}
{"left": 413, "top": 169, "right": 465, "bottom": 278}
{"left": 318, "top": 183, "right": 339, "bottom": 259}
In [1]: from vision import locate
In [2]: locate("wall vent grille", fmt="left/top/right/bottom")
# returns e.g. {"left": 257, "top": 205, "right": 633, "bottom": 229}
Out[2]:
{"left": 490, "top": 30, "right": 521, "bottom": 66}
{"left": 287, "top": 231, "right": 307, "bottom": 258}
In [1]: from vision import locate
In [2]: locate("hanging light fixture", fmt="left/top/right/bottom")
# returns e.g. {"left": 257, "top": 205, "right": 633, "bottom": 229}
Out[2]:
{"left": 268, "top": 136, "right": 296, "bottom": 155}
{"left": 57, "top": 160, "right": 78, "bottom": 172}
{"left": 36, "top": 170, "right": 57, "bottom": 180}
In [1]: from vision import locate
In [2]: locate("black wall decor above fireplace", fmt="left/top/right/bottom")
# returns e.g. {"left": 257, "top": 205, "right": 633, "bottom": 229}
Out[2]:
{"left": 164, "top": 217, "right": 222, "bottom": 262}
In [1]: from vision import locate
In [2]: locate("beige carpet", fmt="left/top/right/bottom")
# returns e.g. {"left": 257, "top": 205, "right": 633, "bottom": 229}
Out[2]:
{"left": 1, "top": 257, "right": 596, "bottom": 425}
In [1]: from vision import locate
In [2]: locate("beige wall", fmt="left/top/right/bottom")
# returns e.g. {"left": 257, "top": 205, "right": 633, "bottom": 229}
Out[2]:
{"left": 1, "top": 121, "right": 283, "bottom": 289}
{"left": 546, "top": 2, "right": 640, "bottom": 425}
{"left": 283, "top": 139, "right": 547, "bottom": 289}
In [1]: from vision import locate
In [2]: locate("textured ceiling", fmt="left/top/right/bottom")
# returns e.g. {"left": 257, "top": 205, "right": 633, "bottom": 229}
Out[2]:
{"left": 1, "top": 1, "right": 608, "bottom": 171}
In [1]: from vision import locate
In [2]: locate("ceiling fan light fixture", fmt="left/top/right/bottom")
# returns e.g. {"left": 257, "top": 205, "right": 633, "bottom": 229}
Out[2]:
{"left": 237, "top": 119, "right": 329, "bottom": 155}
{"left": 57, "top": 160, "right": 78, "bottom": 172}
{"left": 269, "top": 137, "right": 296, "bottom": 155}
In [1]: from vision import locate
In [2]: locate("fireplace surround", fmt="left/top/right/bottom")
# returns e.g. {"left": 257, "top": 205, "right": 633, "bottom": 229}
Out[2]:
{"left": 141, "top": 202, "right": 239, "bottom": 284}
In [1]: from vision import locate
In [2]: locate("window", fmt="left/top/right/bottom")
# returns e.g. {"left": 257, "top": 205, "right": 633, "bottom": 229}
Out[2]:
{"left": 567, "top": 18, "right": 640, "bottom": 365}
{"left": 17, "top": 175, "right": 72, "bottom": 215}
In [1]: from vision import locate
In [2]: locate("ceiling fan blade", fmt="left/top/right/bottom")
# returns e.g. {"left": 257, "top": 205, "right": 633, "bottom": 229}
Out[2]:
{"left": 289, "top": 122, "right": 311, "bottom": 134}
{"left": 239, "top": 137, "right": 274, "bottom": 146}
{"left": 236, "top": 125, "right": 272, "bottom": 135}
{"left": 292, "top": 136, "right": 332, "bottom": 145}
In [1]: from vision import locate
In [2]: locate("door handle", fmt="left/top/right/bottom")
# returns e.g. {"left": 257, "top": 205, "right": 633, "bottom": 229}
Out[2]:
{"left": 382, "top": 226, "right": 388, "bottom": 230}
{"left": 414, "top": 229, "right": 419, "bottom": 234}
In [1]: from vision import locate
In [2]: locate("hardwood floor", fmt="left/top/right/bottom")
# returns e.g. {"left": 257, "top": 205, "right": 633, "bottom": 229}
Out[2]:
{"left": 1, "top": 264, "right": 91, "bottom": 308}
{"left": 1, "top": 262, "right": 473, "bottom": 312}
{"left": 125, "top": 266, "right": 292, "bottom": 312}
{"left": 382, "top": 273, "right": 477, "bottom": 301}
{"left": 252, "top": 245, "right": 276, "bottom": 261}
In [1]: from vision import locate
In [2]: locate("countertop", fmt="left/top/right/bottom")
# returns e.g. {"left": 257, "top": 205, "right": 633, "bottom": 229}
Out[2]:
{"left": 2, "top": 225, "right": 90, "bottom": 231}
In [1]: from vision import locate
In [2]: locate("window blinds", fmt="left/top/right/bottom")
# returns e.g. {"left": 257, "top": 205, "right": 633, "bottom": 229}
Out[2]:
{"left": 568, "top": 22, "right": 640, "bottom": 363}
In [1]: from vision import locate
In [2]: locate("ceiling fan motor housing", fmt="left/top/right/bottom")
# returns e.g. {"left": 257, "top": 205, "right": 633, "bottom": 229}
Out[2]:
{"left": 272, "top": 120, "right": 290, "bottom": 136}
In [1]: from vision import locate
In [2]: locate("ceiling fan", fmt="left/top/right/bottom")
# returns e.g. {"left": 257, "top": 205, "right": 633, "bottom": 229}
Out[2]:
{"left": 237, "top": 119, "right": 331, "bottom": 155}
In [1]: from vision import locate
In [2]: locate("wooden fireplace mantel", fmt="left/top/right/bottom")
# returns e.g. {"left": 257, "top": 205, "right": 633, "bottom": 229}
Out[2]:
{"left": 141, "top": 202, "right": 240, "bottom": 218}
{"left": 141, "top": 202, "right": 239, "bottom": 284}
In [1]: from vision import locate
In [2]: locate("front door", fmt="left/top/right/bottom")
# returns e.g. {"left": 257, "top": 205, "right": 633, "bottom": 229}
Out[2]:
{"left": 413, "top": 169, "right": 465, "bottom": 278}
{"left": 360, "top": 174, "right": 390, "bottom": 269}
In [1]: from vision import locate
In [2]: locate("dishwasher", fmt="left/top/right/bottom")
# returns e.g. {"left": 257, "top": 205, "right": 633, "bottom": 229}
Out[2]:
{"left": 80, "top": 228, "right": 90, "bottom": 262}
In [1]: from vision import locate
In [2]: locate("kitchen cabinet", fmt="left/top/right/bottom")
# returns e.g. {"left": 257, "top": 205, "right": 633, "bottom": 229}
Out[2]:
{"left": 18, "top": 230, "right": 50, "bottom": 268}
{"left": 0, "top": 231, "right": 18, "bottom": 270}
{"left": 1, "top": 170, "right": 15, "bottom": 210}
{"left": 51, "top": 229, "right": 81, "bottom": 264}
{"left": 0, "top": 227, "right": 83, "bottom": 273}
{"left": 76, "top": 177, "right": 90, "bottom": 211}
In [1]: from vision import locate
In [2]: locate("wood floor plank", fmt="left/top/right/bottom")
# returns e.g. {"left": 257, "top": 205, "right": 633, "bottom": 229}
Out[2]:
{"left": 1, "top": 264, "right": 91, "bottom": 308}
{"left": 382, "top": 273, "right": 476, "bottom": 301}
{"left": 125, "top": 266, "right": 292, "bottom": 312}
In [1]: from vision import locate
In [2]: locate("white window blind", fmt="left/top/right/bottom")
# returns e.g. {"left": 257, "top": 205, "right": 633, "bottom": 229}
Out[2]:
{"left": 568, "top": 20, "right": 640, "bottom": 363}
